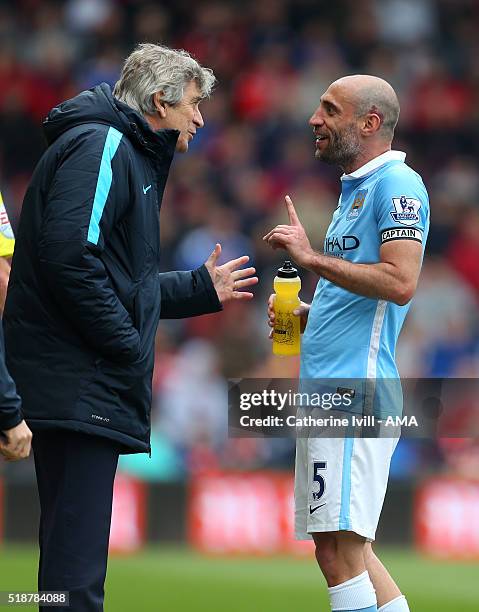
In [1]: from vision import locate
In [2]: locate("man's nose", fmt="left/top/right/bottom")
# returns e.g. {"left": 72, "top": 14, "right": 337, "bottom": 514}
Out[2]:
{"left": 309, "top": 110, "right": 324, "bottom": 126}
{"left": 194, "top": 108, "right": 204, "bottom": 128}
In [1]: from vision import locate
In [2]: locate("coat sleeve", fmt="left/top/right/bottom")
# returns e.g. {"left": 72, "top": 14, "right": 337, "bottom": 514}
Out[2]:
{"left": 0, "top": 324, "right": 23, "bottom": 432}
{"left": 37, "top": 126, "right": 141, "bottom": 364}
{"left": 158, "top": 265, "right": 222, "bottom": 319}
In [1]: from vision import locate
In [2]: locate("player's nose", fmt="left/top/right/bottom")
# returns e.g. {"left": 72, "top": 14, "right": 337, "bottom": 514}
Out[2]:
{"left": 309, "top": 109, "right": 324, "bottom": 126}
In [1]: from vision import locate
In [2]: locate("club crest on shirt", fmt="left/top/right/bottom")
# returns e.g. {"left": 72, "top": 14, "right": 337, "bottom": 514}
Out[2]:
{"left": 390, "top": 195, "right": 421, "bottom": 226}
{"left": 347, "top": 189, "right": 368, "bottom": 221}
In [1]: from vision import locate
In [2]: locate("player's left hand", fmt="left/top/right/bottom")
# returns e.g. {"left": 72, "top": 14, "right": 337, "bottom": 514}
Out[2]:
{"left": 267, "top": 293, "right": 310, "bottom": 338}
{"left": 263, "top": 195, "right": 315, "bottom": 269}
{"left": 205, "top": 243, "right": 258, "bottom": 304}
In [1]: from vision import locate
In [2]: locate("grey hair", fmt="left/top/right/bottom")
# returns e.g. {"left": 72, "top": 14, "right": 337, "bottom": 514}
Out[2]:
{"left": 113, "top": 43, "right": 216, "bottom": 114}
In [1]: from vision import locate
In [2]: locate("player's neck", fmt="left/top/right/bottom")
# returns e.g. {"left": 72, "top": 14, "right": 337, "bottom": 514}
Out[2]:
{"left": 342, "top": 146, "right": 392, "bottom": 175}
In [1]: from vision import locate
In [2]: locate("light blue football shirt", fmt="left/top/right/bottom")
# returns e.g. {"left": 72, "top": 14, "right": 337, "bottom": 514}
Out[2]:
{"left": 300, "top": 151, "right": 429, "bottom": 383}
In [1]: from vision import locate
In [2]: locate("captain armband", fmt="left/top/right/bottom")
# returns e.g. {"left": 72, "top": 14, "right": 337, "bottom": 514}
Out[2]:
{"left": 380, "top": 227, "right": 423, "bottom": 244}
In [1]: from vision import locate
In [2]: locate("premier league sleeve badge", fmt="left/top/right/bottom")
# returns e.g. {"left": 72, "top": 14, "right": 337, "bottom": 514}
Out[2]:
{"left": 390, "top": 195, "right": 421, "bottom": 226}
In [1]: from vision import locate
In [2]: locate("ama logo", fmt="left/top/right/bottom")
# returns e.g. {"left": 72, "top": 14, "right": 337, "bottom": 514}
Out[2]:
{"left": 390, "top": 195, "right": 421, "bottom": 226}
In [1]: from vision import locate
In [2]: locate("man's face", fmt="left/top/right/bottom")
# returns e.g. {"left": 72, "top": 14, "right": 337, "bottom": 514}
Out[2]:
{"left": 161, "top": 80, "right": 204, "bottom": 153}
{"left": 308, "top": 83, "right": 363, "bottom": 169}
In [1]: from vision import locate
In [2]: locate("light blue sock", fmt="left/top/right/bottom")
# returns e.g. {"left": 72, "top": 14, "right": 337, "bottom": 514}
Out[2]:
{"left": 378, "top": 595, "right": 410, "bottom": 611}
{"left": 328, "top": 570, "right": 377, "bottom": 611}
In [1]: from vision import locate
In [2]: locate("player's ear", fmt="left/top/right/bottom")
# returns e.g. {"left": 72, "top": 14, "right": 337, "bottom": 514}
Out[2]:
{"left": 362, "top": 112, "right": 382, "bottom": 136}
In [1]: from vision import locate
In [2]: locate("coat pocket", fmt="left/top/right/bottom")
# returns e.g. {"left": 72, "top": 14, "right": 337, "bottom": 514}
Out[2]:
{"left": 132, "top": 274, "right": 161, "bottom": 357}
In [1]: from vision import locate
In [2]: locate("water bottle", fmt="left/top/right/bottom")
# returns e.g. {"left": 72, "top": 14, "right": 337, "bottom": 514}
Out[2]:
{"left": 273, "top": 260, "right": 301, "bottom": 356}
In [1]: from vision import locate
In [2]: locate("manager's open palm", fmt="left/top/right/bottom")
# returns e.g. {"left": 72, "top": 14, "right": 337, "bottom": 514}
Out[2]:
{"left": 205, "top": 243, "right": 258, "bottom": 303}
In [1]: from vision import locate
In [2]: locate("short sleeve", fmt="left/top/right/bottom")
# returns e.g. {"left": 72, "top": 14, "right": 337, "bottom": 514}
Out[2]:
{"left": 0, "top": 192, "right": 15, "bottom": 258}
{"left": 374, "top": 166, "right": 430, "bottom": 248}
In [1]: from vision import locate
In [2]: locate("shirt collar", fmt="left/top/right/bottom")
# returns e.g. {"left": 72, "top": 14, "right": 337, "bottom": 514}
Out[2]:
{"left": 341, "top": 150, "right": 406, "bottom": 181}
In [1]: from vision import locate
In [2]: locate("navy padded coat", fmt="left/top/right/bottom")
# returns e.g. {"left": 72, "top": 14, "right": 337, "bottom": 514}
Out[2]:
{"left": 3, "top": 84, "right": 222, "bottom": 453}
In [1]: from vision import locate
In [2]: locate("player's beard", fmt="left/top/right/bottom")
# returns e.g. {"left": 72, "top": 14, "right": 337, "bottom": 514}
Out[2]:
{"left": 315, "top": 122, "right": 363, "bottom": 170}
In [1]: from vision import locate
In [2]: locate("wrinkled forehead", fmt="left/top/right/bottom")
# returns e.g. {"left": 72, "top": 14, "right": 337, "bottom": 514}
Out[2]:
{"left": 320, "top": 81, "right": 358, "bottom": 113}
{"left": 181, "top": 79, "right": 203, "bottom": 102}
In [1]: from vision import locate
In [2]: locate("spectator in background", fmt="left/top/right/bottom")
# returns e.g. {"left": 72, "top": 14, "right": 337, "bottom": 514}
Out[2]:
{"left": 0, "top": 191, "right": 15, "bottom": 314}
{"left": 447, "top": 207, "right": 479, "bottom": 298}
{"left": 0, "top": 323, "right": 32, "bottom": 462}
{"left": 157, "top": 339, "right": 227, "bottom": 473}
{"left": 174, "top": 205, "right": 253, "bottom": 270}
{"left": 0, "top": 129, "right": 32, "bottom": 472}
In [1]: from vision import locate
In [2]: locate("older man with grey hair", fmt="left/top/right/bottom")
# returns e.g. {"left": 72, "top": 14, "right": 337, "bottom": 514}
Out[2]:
{"left": 3, "top": 43, "right": 257, "bottom": 611}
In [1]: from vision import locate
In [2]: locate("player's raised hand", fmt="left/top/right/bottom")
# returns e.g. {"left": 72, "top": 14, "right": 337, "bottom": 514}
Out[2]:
{"left": 263, "top": 195, "right": 315, "bottom": 269}
{"left": 205, "top": 243, "right": 258, "bottom": 303}
{"left": 285, "top": 194, "right": 301, "bottom": 226}
{"left": 267, "top": 293, "right": 311, "bottom": 338}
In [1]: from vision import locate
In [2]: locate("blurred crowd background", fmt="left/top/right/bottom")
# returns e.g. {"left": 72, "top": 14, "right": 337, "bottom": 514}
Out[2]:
{"left": 1, "top": 0, "right": 479, "bottom": 482}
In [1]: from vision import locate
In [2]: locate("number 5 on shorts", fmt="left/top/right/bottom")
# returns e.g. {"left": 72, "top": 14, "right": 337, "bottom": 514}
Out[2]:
{"left": 312, "top": 461, "right": 327, "bottom": 501}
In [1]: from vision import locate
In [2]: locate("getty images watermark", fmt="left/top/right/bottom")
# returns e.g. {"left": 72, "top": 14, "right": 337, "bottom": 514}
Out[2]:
{"left": 228, "top": 378, "right": 473, "bottom": 439}
{"left": 238, "top": 388, "right": 409, "bottom": 429}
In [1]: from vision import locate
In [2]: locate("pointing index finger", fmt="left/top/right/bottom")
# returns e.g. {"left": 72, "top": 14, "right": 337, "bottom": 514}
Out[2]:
{"left": 285, "top": 195, "right": 300, "bottom": 226}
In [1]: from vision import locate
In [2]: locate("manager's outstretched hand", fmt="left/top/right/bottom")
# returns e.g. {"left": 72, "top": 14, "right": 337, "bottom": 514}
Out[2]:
{"left": 205, "top": 243, "right": 258, "bottom": 304}
{"left": 263, "top": 195, "right": 315, "bottom": 269}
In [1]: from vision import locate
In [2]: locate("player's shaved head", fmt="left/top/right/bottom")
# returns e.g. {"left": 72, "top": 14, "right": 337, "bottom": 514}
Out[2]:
{"left": 330, "top": 75, "right": 400, "bottom": 141}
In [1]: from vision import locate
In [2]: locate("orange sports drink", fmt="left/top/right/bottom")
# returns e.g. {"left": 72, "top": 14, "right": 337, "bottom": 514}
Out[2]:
{"left": 273, "top": 260, "right": 301, "bottom": 356}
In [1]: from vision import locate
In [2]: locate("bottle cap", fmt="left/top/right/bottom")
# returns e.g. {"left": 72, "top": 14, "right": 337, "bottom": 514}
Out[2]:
{"left": 277, "top": 260, "right": 298, "bottom": 278}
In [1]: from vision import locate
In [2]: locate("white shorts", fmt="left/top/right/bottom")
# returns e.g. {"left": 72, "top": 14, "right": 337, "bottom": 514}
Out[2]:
{"left": 294, "top": 431, "right": 399, "bottom": 541}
